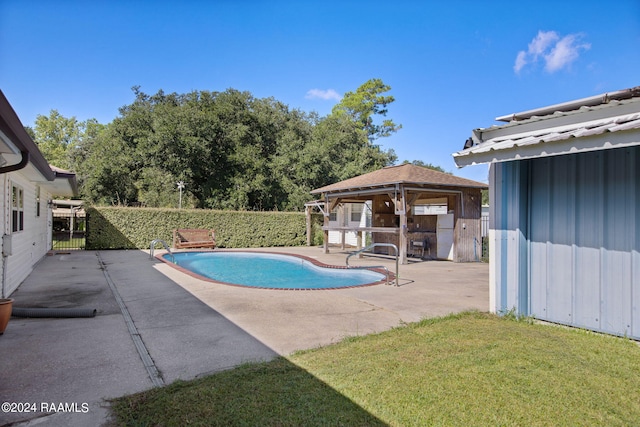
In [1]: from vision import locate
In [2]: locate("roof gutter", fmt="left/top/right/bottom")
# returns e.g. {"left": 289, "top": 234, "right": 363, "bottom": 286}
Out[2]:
{"left": 0, "top": 150, "right": 29, "bottom": 174}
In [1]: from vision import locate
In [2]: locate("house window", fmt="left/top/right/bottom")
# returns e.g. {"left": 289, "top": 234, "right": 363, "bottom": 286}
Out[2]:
{"left": 350, "top": 204, "right": 363, "bottom": 222}
{"left": 12, "top": 184, "right": 24, "bottom": 232}
{"left": 36, "top": 186, "right": 41, "bottom": 217}
{"left": 329, "top": 210, "right": 337, "bottom": 222}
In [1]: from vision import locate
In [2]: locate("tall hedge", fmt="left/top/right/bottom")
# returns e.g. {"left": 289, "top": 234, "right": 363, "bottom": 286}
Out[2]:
{"left": 86, "top": 207, "right": 319, "bottom": 250}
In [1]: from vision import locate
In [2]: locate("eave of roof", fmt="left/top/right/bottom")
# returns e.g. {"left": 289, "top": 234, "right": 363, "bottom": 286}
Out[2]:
{"left": 311, "top": 163, "right": 487, "bottom": 195}
{"left": 48, "top": 165, "right": 79, "bottom": 197}
{"left": 454, "top": 91, "right": 640, "bottom": 168}
{"left": 0, "top": 90, "right": 55, "bottom": 181}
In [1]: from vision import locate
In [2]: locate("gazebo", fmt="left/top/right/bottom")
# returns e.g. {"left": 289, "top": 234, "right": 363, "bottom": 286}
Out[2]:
{"left": 309, "top": 163, "right": 487, "bottom": 264}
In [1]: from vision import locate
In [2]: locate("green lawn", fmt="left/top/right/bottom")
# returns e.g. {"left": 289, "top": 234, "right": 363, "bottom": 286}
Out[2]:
{"left": 109, "top": 311, "right": 640, "bottom": 426}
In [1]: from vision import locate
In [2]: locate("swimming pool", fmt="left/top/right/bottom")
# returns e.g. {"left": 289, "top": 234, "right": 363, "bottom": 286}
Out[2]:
{"left": 161, "top": 251, "right": 387, "bottom": 290}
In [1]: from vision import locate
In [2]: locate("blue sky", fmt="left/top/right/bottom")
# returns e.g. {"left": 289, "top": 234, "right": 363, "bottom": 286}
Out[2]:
{"left": 1, "top": 0, "right": 639, "bottom": 183}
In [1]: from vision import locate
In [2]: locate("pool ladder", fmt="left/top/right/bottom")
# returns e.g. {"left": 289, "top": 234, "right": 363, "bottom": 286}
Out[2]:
{"left": 150, "top": 239, "right": 175, "bottom": 263}
{"left": 346, "top": 243, "right": 399, "bottom": 286}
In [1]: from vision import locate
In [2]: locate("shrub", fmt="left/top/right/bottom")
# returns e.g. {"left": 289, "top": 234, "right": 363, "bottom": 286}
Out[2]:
{"left": 86, "top": 206, "right": 315, "bottom": 249}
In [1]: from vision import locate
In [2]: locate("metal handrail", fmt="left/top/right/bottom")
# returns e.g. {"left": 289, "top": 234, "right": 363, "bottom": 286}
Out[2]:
{"left": 346, "top": 243, "right": 399, "bottom": 286}
{"left": 150, "top": 239, "right": 174, "bottom": 263}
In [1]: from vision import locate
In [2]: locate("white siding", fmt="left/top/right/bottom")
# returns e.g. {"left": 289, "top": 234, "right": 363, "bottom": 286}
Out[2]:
{"left": 2, "top": 172, "right": 52, "bottom": 296}
{"left": 328, "top": 203, "right": 367, "bottom": 246}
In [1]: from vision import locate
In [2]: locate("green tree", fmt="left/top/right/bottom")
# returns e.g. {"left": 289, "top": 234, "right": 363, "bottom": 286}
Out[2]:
{"left": 74, "top": 85, "right": 400, "bottom": 210}
{"left": 78, "top": 122, "right": 138, "bottom": 205}
{"left": 32, "top": 110, "right": 83, "bottom": 170}
{"left": 70, "top": 118, "right": 106, "bottom": 196}
{"left": 309, "top": 113, "right": 396, "bottom": 183}
{"left": 482, "top": 189, "right": 489, "bottom": 205}
{"left": 331, "top": 78, "right": 402, "bottom": 142}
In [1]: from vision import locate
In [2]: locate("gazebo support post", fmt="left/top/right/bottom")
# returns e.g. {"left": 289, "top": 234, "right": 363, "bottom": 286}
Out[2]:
{"left": 389, "top": 184, "right": 408, "bottom": 264}
{"left": 323, "top": 194, "right": 330, "bottom": 253}
{"left": 305, "top": 205, "right": 312, "bottom": 246}
{"left": 399, "top": 216, "right": 407, "bottom": 264}
{"left": 397, "top": 185, "right": 408, "bottom": 265}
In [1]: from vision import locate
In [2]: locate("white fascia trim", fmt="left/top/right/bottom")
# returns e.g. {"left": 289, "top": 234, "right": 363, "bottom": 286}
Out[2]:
{"left": 454, "top": 130, "right": 640, "bottom": 167}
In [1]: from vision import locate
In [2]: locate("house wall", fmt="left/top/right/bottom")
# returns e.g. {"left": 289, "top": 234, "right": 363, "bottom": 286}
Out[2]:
{"left": 328, "top": 203, "right": 367, "bottom": 246}
{"left": 490, "top": 146, "right": 640, "bottom": 339}
{"left": 2, "top": 172, "right": 52, "bottom": 297}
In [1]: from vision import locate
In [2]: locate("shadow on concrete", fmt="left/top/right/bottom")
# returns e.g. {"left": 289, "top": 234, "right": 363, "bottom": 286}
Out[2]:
{"left": 0, "top": 250, "right": 277, "bottom": 426}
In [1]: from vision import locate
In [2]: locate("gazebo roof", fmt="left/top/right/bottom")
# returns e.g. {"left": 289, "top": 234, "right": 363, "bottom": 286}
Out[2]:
{"left": 310, "top": 163, "right": 487, "bottom": 195}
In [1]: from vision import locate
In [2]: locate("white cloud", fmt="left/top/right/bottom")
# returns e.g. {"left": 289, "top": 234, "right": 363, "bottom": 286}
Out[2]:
{"left": 514, "top": 30, "right": 590, "bottom": 74}
{"left": 544, "top": 34, "right": 591, "bottom": 72}
{"left": 528, "top": 30, "right": 559, "bottom": 57}
{"left": 305, "top": 88, "right": 341, "bottom": 101}
{"left": 514, "top": 51, "right": 528, "bottom": 73}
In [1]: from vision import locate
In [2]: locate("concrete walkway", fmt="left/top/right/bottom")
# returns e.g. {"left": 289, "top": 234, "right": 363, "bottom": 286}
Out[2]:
{"left": 0, "top": 248, "right": 488, "bottom": 426}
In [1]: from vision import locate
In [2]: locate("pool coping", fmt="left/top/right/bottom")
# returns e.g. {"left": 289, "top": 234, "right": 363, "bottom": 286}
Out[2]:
{"left": 155, "top": 249, "right": 395, "bottom": 290}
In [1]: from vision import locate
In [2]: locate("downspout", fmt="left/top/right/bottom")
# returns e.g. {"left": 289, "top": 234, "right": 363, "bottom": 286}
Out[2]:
{"left": 1, "top": 151, "right": 29, "bottom": 298}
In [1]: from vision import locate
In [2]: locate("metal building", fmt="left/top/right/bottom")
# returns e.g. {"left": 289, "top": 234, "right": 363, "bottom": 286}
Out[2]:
{"left": 453, "top": 87, "right": 640, "bottom": 339}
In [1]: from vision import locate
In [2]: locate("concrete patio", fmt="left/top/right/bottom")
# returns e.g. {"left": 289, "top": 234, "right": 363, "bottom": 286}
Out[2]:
{"left": 157, "top": 246, "right": 489, "bottom": 354}
{"left": 0, "top": 247, "right": 488, "bottom": 426}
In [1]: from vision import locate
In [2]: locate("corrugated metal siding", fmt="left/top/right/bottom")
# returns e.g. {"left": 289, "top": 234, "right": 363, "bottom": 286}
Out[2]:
{"left": 490, "top": 161, "right": 529, "bottom": 314}
{"left": 529, "top": 156, "right": 575, "bottom": 325}
{"left": 573, "top": 151, "right": 603, "bottom": 331}
{"left": 493, "top": 146, "right": 640, "bottom": 339}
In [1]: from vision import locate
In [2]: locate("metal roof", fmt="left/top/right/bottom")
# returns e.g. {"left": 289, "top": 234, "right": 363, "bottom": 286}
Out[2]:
{"left": 311, "top": 163, "right": 487, "bottom": 195}
{"left": 494, "top": 86, "right": 640, "bottom": 122}
{"left": 454, "top": 89, "right": 640, "bottom": 168}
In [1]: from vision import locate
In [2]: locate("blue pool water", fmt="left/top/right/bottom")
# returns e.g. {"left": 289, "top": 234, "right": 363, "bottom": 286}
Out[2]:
{"left": 164, "top": 251, "right": 385, "bottom": 289}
